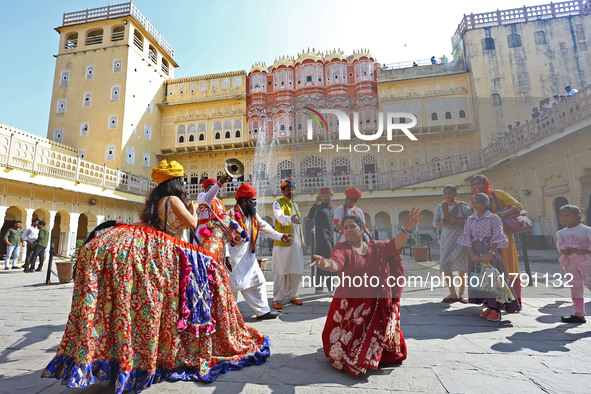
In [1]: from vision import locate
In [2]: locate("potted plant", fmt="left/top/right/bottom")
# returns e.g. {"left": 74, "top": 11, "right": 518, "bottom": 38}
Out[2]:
{"left": 55, "top": 239, "right": 83, "bottom": 284}
{"left": 409, "top": 230, "right": 429, "bottom": 262}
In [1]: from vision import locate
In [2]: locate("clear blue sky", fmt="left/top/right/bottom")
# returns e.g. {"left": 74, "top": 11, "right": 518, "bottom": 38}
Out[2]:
{"left": 1, "top": 0, "right": 540, "bottom": 137}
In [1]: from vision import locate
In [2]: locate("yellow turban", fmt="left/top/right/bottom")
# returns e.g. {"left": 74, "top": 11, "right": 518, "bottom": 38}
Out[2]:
{"left": 151, "top": 159, "right": 184, "bottom": 184}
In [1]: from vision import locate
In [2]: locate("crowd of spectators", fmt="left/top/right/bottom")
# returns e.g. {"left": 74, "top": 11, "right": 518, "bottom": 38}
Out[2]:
{"left": 506, "top": 85, "right": 578, "bottom": 137}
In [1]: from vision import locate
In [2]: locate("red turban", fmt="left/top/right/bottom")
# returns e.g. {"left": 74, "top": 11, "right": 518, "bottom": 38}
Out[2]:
{"left": 203, "top": 178, "right": 220, "bottom": 190}
{"left": 345, "top": 187, "right": 362, "bottom": 199}
{"left": 236, "top": 183, "right": 257, "bottom": 200}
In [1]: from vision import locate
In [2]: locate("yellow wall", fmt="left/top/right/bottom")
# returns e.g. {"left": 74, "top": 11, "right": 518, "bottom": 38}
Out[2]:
{"left": 462, "top": 14, "right": 591, "bottom": 147}
{"left": 160, "top": 72, "right": 247, "bottom": 151}
{"left": 48, "top": 17, "right": 174, "bottom": 178}
{"left": 483, "top": 124, "right": 591, "bottom": 236}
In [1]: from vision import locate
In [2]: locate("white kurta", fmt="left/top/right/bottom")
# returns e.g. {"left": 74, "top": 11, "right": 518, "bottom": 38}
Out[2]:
{"left": 334, "top": 204, "right": 369, "bottom": 242}
{"left": 272, "top": 200, "right": 305, "bottom": 276}
{"left": 227, "top": 208, "right": 284, "bottom": 291}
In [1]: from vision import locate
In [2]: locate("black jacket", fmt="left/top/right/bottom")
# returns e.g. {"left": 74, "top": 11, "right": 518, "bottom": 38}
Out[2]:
{"left": 307, "top": 203, "right": 335, "bottom": 258}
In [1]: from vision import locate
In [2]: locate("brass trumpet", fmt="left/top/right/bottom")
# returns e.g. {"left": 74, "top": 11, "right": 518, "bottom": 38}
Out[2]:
{"left": 224, "top": 159, "right": 244, "bottom": 179}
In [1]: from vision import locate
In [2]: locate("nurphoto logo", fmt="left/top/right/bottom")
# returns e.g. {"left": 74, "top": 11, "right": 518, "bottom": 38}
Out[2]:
{"left": 304, "top": 107, "right": 418, "bottom": 152}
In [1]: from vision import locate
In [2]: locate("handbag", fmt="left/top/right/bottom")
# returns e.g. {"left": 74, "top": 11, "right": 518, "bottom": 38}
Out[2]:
{"left": 491, "top": 192, "right": 533, "bottom": 234}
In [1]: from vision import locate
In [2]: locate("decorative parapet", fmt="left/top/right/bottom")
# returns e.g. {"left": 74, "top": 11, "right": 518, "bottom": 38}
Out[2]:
{"left": 249, "top": 62, "right": 268, "bottom": 74}
{"left": 453, "top": 1, "right": 591, "bottom": 45}
{"left": 61, "top": 2, "right": 175, "bottom": 59}
{"left": 352, "top": 48, "right": 373, "bottom": 62}
{"left": 167, "top": 70, "right": 246, "bottom": 84}
{"left": 0, "top": 124, "right": 155, "bottom": 196}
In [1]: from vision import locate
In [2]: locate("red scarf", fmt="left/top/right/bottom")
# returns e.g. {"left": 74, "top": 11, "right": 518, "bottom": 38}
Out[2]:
{"left": 472, "top": 175, "right": 494, "bottom": 196}
{"left": 234, "top": 204, "right": 259, "bottom": 254}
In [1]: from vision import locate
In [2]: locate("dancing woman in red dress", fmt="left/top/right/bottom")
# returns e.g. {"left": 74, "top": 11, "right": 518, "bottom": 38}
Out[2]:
{"left": 311, "top": 208, "right": 422, "bottom": 375}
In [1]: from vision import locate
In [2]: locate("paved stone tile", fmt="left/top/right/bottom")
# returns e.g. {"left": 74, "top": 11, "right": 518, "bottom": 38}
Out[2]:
{"left": 1, "top": 252, "right": 590, "bottom": 393}
{"left": 525, "top": 372, "right": 591, "bottom": 393}
{"left": 432, "top": 368, "right": 545, "bottom": 392}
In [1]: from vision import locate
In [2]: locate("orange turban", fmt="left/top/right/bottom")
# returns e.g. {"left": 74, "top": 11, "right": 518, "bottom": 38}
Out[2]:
{"left": 345, "top": 187, "right": 362, "bottom": 199}
{"left": 236, "top": 183, "right": 257, "bottom": 200}
{"left": 151, "top": 159, "right": 184, "bottom": 184}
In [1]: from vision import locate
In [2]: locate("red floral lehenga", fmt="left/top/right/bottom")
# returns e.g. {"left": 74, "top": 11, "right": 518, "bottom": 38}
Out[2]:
{"left": 322, "top": 238, "right": 407, "bottom": 375}
{"left": 41, "top": 223, "right": 269, "bottom": 393}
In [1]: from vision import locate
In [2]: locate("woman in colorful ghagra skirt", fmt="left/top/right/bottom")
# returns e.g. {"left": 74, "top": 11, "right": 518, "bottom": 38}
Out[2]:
{"left": 42, "top": 160, "right": 269, "bottom": 393}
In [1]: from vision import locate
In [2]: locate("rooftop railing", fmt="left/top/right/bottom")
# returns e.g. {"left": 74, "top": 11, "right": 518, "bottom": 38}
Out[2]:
{"left": 381, "top": 58, "right": 444, "bottom": 70}
{"left": 62, "top": 2, "right": 175, "bottom": 59}
{"left": 453, "top": 1, "right": 590, "bottom": 43}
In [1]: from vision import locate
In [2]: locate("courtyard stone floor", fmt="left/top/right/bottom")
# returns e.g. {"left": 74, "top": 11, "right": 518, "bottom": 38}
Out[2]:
{"left": 1, "top": 249, "right": 590, "bottom": 393}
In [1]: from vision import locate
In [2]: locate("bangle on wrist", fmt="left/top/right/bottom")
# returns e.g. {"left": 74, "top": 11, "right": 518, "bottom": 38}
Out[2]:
{"left": 488, "top": 250, "right": 495, "bottom": 254}
{"left": 400, "top": 227, "right": 412, "bottom": 235}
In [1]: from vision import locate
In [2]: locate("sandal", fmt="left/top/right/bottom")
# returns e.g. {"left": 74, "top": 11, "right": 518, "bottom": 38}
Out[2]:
{"left": 442, "top": 294, "right": 459, "bottom": 303}
{"left": 458, "top": 294, "right": 468, "bottom": 304}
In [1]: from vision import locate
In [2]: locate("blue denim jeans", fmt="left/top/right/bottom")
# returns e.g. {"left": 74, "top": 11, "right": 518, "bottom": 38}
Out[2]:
{"left": 5, "top": 244, "right": 20, "bottom": 268}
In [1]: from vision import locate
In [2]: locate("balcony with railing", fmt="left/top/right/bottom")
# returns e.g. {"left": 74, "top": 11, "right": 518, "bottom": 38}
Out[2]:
{"left": 61, "top": 2, "right": 175, "bottom": 59}
{"left": 192, "top": 85, "right": 591, "bottom": 200}
{"left": 0, "top": 124, "right": 155, "bottom": 196}
{"left": 377, "top": 58, "right": 467, "bottom": 82}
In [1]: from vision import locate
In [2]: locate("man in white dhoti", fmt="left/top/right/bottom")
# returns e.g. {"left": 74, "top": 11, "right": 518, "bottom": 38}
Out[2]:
{"left": 227, "top": 183, "right": 292, "bottom": 319}
{"left": 272, "top": 178, "right": 307, "bottom": 309}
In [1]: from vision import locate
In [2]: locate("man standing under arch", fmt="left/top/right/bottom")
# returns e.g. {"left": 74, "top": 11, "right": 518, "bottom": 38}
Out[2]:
{"left": 21, "top": 218, "right": 39, "bottom": 271}
{"left": 27, "top": 221, "right": 48, "bottom": 272}
{"left": 3, "top": 221, "right": 24, "bottom": 270}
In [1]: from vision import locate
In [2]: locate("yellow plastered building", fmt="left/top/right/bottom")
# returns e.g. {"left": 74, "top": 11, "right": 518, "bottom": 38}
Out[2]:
{"left": 3, "top": 2, "right": 591, "bottom": 260}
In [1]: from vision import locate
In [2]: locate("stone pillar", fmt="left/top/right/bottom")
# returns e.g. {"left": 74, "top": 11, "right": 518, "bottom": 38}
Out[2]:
{"left": 390, "top": 206, "right": 398, "bottom": 236}
{"left": 0, "top": 205, "right": 8, "bottom": 226}
{"left": 0, "top": 205, "right": 8, "bottom": 262}
{"left": 19, "top": 208, "right": 36, "bottom": 262}
{"left": 45, "top": 211, "right": 57, "bottom": 263}
{"left": 67, "top": 212, "right": 80, "bottom": 257}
